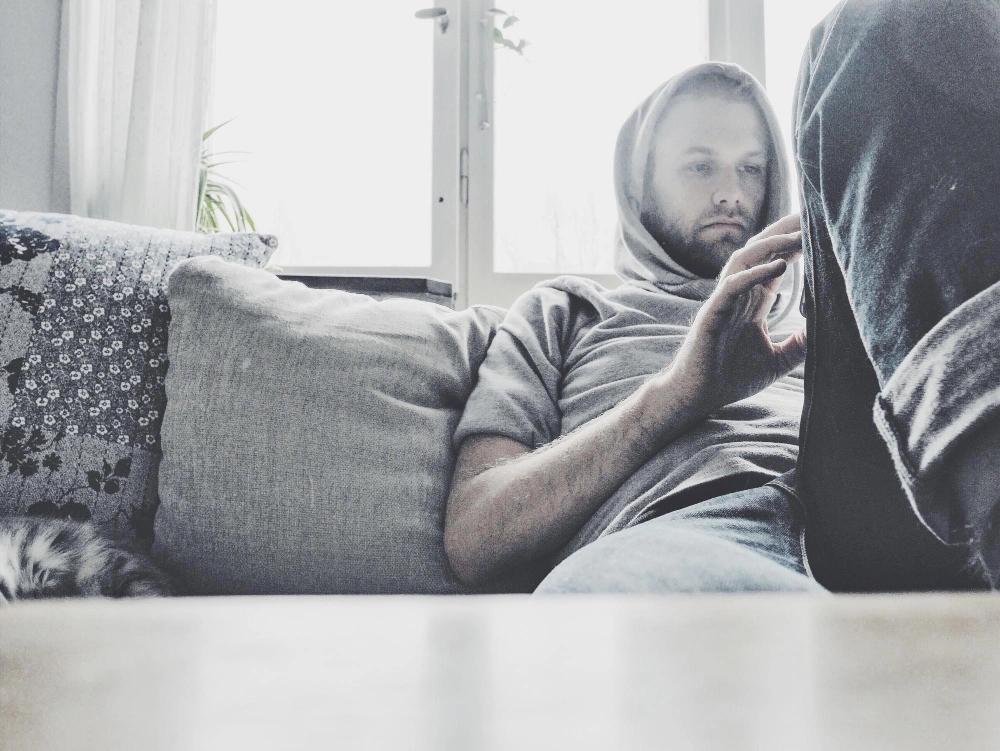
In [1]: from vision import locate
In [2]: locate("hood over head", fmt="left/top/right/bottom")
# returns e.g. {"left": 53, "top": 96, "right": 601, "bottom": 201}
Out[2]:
{"left": 611, "top": 61, "right": 800, "bottom": 325}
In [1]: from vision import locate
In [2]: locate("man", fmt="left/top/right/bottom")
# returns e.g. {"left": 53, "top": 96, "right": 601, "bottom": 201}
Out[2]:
{"left": 444, "top": 63, "right": 820, "bottom": 593}
{"left": 450, "top": 0, "right": 1000, "bottom": 595}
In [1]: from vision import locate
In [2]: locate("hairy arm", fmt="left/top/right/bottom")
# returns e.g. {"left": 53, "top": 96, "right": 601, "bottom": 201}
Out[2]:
{"left": 444, "top": 373, "right": 705, "bottom": 586}
{"left": 445, "top": 215, "right": 807, "bottom": 587}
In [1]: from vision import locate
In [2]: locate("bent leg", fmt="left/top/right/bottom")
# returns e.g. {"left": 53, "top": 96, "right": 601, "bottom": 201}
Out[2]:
{"left": 794, "top": 0, "right": 1000, "bottom": 590}
{"left": 534, "top": 479, "right": 827, "bottom": 594}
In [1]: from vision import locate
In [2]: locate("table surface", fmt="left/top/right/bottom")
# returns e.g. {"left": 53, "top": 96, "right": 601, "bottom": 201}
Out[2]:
{"left": 2, "top": 593, "right": 999, "bottom": 751}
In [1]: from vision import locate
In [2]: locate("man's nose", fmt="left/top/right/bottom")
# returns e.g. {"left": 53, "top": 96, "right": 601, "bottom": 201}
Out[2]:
{"left": 712, "top": 168, "right": 745, "bottom": 208}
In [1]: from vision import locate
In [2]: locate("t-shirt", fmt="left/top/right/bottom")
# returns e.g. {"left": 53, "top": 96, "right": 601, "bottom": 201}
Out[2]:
{"left": 453, "top": 274, "right": 804, "bottom": 566}
{"left": 453, "top": 61, "right": 805, "bottom": 568}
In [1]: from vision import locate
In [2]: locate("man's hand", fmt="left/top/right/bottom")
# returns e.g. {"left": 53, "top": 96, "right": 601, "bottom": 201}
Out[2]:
{"left": 662, "top": 213, "right": 808, "bottom": 416}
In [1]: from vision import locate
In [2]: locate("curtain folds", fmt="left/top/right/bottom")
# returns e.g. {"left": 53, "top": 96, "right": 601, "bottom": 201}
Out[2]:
{"left": 61, "top": 0, "right": 217, "bottom": 230}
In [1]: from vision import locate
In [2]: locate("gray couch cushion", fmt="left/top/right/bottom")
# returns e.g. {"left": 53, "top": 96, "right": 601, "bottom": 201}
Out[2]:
{"left": 0, "top": 210, "right": 276, "bottom": 545}
{"left": 152, "top": 257, "right": 503, "bottom": 594}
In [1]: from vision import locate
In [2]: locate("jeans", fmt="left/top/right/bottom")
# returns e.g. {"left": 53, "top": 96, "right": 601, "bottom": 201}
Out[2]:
{"left": 535, "top": 472, "right": 826, "bottom": 594}
{"left": 537, "top": 0, "right": 1000, "bottom": 595}
{"left": 794, "top": 0, "right": 1000, "bottom": 591}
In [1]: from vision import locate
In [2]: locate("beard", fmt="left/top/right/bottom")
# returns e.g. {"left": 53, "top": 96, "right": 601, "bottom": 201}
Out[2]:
{"left": 641, "top": 206, "right": 754, "bottom": 278}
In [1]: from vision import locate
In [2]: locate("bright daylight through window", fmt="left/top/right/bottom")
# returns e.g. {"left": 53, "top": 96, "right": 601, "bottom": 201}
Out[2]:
{"left": 209, "top": 1, "right": 843, "bottom": 275}
{"left": 491, "top": 2, "right": 708, "bottom": 274}
{"left": 764, "top": 0, "right": 844, "bottom": 208}
{"left": 210, "top": 1, "right": 434, "bottom": 269}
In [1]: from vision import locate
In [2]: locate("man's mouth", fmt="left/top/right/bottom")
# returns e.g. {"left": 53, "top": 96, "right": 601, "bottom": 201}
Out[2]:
{"left": 702, "top": 220, "right": 746, "bottom": 231}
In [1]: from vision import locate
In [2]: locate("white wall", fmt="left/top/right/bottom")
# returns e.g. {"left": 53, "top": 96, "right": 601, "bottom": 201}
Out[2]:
{"left": 0, "top": 0, "right": 68, "bottom": 213}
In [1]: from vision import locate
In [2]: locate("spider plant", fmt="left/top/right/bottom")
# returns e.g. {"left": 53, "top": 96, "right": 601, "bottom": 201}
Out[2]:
{"left": 196, "top": 119, "right": 256, "bottom": 234}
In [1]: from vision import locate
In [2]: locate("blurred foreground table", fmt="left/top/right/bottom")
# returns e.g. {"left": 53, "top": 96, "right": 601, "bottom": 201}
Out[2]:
{"left": 2, "top": 594, "right": 999, "bottom": 750}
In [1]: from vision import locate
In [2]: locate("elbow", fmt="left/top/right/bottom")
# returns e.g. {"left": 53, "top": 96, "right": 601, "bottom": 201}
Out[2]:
{"left": 443, "top": 497, "right": 491, "bottom": 588}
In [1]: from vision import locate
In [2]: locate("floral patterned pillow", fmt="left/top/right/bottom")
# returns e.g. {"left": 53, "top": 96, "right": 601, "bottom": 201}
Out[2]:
{"left": 0, "top": 210, "right": 276, "bottom": 547}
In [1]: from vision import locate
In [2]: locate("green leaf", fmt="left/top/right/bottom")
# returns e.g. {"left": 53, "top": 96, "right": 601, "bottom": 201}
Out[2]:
{"left": 202, "top": 149, "right": 251, "bottom": 157}
{"left": 209, "top": 172, "right": 252, "bottom": 191}
{"left": 203, "top": 197, "right": 221, "bottom": 233}
{"left": 197, "top": 166, "right": 207, "bottom": 198}
{"left": 213, "top": 182, "right": 250, "bottom": 223}
{"left": 219, "top": 185, "right": 253, "bottom": 232}
{"left": 209, "top": 196, "right": 237, "bottom": 232}
{"left": 503, "top": 15, "right": 519, "bottom": 28}
{"left": 203, "top": 160, "right": 241, "bottom": 170}
{"left": 202, "top": 118, "right": 235, "bottom": 142}
{"left": 492, "top": 27, "right": 503, "bottom": 42}
{"left": 219, "top": 203, "right": 238, "bottom": 233}
{"left": 197, "top": 119, "right": 257, "bottom": 234}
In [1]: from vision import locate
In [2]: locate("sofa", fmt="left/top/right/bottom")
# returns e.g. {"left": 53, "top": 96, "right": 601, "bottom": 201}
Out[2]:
{"left": 0, "top": 207, "right": 528, "bottom": 595}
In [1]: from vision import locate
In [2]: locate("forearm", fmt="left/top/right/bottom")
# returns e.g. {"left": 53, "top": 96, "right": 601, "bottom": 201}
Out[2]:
{"left": 447, "top": 222, "right": 806, "bottom": 586}
{"left": 448, "top": 372, "right": 703, "bottom": 583}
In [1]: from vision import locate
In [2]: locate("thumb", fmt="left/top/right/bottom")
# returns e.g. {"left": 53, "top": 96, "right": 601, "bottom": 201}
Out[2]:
{"left": 774, "top": 325, "right": 807, "bottom": 373}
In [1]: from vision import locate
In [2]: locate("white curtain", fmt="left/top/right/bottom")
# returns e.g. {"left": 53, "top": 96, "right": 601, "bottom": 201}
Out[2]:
{"left": 61, "top": 0, "right": 217, "bottom": 230}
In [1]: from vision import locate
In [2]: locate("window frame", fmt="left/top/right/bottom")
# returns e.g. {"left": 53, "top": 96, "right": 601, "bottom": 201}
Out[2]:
{"left": 462, "top": 0, "right": 622, "bottom": 310}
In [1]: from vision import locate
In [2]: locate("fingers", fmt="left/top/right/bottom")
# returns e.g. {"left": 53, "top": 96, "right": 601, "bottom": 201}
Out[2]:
{"left": 726, "top": 225, "right": 802, "bottom": 273}
{"left": 723, "top": 232, "right": 802, "bottom": 277}
{"left": 746, "top": 213, "right": 802, "bottom": 245}
{"left": 774, "top": 325, "right": 808, "bottom": 373}
{"left": 709, "top": 259, "right": 788, "bottom": 316}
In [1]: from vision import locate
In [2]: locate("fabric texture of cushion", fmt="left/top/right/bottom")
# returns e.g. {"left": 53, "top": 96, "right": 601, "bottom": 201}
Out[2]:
{"left": 152, "top": 257, "right": 503, "bottom": 595}
{"left": 0, "top": 210, "right": 276, "bottom": 546}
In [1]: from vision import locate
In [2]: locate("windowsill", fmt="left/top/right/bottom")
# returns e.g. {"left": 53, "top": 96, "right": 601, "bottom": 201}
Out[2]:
{"left": 273, "top": 270, "right": 454, "bottom": 308}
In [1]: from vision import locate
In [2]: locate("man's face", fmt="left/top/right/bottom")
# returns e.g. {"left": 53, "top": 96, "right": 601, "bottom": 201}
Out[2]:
{"left": 642, "top": 95, "right": 769, "bottom": 278}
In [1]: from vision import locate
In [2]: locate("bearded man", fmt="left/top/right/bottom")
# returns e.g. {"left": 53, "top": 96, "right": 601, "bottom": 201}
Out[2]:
{"left": 445, "top": 62, "right": 817, "bottom": 593}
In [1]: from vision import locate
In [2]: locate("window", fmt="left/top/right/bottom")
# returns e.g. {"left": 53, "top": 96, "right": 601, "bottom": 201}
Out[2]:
{"left": 490, "top": 3, "right": 709, "bottom": 276}
{"left": 210, "top": 0, "right": 457, "bottom": 275}
{"left": 764, "top": 0, "right": 844, "bottom": 205}
{"left": 209, "top": 1, "right": 838, "bottom": 308}
{"left": 466, "top": 0, "right": 710, "bottom": 306}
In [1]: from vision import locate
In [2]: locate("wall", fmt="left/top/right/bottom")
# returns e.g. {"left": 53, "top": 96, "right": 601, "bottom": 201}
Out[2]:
{"left": 0, "top": 0, "right": 68, "bottom": 213}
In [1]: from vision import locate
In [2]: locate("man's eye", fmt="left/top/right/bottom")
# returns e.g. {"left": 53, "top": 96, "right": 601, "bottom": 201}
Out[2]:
{"left": 742, "top": 164, "right": 764, "bottom": 175}
{"left": 690, "top": 163, "right": 711, "bottom": 173}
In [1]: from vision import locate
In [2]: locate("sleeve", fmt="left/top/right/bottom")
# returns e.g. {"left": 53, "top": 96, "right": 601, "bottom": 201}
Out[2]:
{"left": 453, "top": 286, "right": 573, "bottom": 450}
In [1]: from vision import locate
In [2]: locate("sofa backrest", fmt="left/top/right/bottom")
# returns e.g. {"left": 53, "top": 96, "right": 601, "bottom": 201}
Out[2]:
{"left": 0, "top": 209, "right": 275, "bottom": 546}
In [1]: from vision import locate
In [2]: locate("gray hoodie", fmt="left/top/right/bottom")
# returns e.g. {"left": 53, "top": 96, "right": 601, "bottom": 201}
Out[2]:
{"left": 453, "top": 62, "right": 805, "bottom": 567}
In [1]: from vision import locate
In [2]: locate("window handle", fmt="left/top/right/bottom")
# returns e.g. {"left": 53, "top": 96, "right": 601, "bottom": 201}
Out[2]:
{"left": 415, "top": 7, "right": 449, "bottom": 33}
